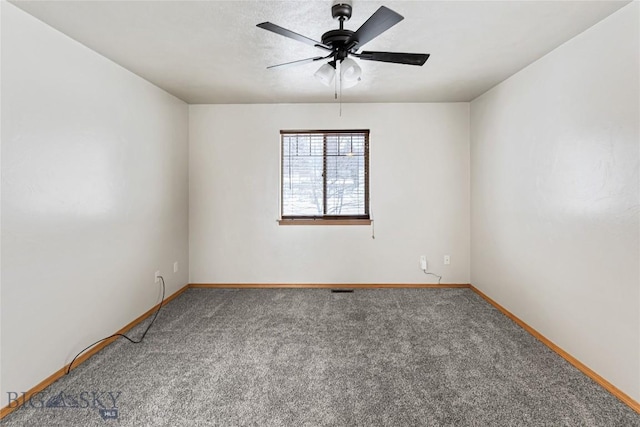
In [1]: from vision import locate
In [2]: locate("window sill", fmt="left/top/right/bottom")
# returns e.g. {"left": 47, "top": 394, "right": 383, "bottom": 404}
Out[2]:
{"left": 278, "top": 219, "right": 372, "bottom": 226}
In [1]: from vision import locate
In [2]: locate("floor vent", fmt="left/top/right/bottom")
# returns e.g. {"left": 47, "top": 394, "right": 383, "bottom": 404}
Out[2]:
{"left": 331, "top": 289, "right": 354, "bottom": 293}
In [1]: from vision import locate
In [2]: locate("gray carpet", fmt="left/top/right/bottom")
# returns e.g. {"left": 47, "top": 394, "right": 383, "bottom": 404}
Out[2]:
{"left": 3, "top": 288, "right": 638, "bottom": 426}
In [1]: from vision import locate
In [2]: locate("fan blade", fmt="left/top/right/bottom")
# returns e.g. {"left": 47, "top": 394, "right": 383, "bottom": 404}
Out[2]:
{"left": 267, "top": 56, "right": 327, "bottom": 69}
{"left": 257, "top": 22, "right": 331, "bottom": 51}
{"left": 357, "top": 51, "right": 430, "bottom": 66}
{"left": 350, "top": 6, "right": 404, "bottom": 49}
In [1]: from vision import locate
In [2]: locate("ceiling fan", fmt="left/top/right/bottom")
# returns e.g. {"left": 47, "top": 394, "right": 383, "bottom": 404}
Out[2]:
{"left": 256, "top": 1, "right": 430, "bottom": 88}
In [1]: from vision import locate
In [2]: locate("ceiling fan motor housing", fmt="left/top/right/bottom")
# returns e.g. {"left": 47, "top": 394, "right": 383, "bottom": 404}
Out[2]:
{"left": 321, "top": 29, "right": 355, "bottom": 49}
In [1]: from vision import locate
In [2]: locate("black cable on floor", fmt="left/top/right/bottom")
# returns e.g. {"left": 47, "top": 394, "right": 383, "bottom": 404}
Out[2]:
{"left": 65, "top": 276, "right": 166, "bottom": 375}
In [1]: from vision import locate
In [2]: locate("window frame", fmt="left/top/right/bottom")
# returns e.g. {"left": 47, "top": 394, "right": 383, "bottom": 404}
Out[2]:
{"left": 279, "top": 129, "right": 371, "bottom": 226}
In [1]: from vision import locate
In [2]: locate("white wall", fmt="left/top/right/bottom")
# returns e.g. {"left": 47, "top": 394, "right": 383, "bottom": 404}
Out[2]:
{"left": 1, "top": 2, "right": 189, "bottom": 401}
{"left": 190, "top": 103, "right": 469, "bottom": 284}
{"left": 470, "top": 2, "right": 639, "bottom": 402}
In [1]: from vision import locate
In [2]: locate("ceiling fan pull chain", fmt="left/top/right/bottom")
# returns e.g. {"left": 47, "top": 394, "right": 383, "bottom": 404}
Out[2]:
{"left": 334, "top": 61, "right": 338, "bottom": 100}
{"left": 338, "top": 60, "right": 343, "bottom": 117}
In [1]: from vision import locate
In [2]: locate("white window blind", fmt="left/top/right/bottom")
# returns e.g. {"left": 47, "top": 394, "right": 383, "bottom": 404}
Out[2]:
{"left": 281, "top": 130, "right": 369, "bottom": 219}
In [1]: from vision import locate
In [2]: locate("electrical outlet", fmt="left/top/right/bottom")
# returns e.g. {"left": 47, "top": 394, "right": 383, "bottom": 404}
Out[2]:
{"left": 155, "top": 271, "right": 161, "bottom": 283}
{"left": 444, "top": 255, "right": 451, "bottom": 265}
{"left": 173, "top": 262, "right": 179, "bottom": 273}
{"left": 420, "top": 255, "right": 427, "bottom": 270}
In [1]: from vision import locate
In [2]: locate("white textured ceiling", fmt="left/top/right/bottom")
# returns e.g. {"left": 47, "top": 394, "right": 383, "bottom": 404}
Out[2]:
{"left": 10, "top": 0, "right": 630, "bottom": 104}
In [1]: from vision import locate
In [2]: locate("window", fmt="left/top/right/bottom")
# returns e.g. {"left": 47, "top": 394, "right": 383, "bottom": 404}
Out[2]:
{"left": 280, "top": 130, "right": 370, "bottom": 225}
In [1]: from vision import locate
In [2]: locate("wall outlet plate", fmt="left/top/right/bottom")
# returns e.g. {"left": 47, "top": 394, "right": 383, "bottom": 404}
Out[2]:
{"left": 173, "top": 262, "right": 179, "bottom": 273}
{"left": 155, "top": 271, "right": 161, "bottom": 283}
{"left": 444, "top": 255, "right": 451, "bottom": 265}
{"left": 420, "top": 256, "right": 427, "bottom": 270}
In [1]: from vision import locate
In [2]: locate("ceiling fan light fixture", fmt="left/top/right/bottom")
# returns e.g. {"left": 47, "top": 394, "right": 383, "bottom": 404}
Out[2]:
{"left": 314, "top": 63, "right": 336, "bottom": 86}
{"left": 258, "top": 3, "right": 430, "bottom": 93}
{"left": 340, "top": 57, "right": 362, "bottom": 88}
